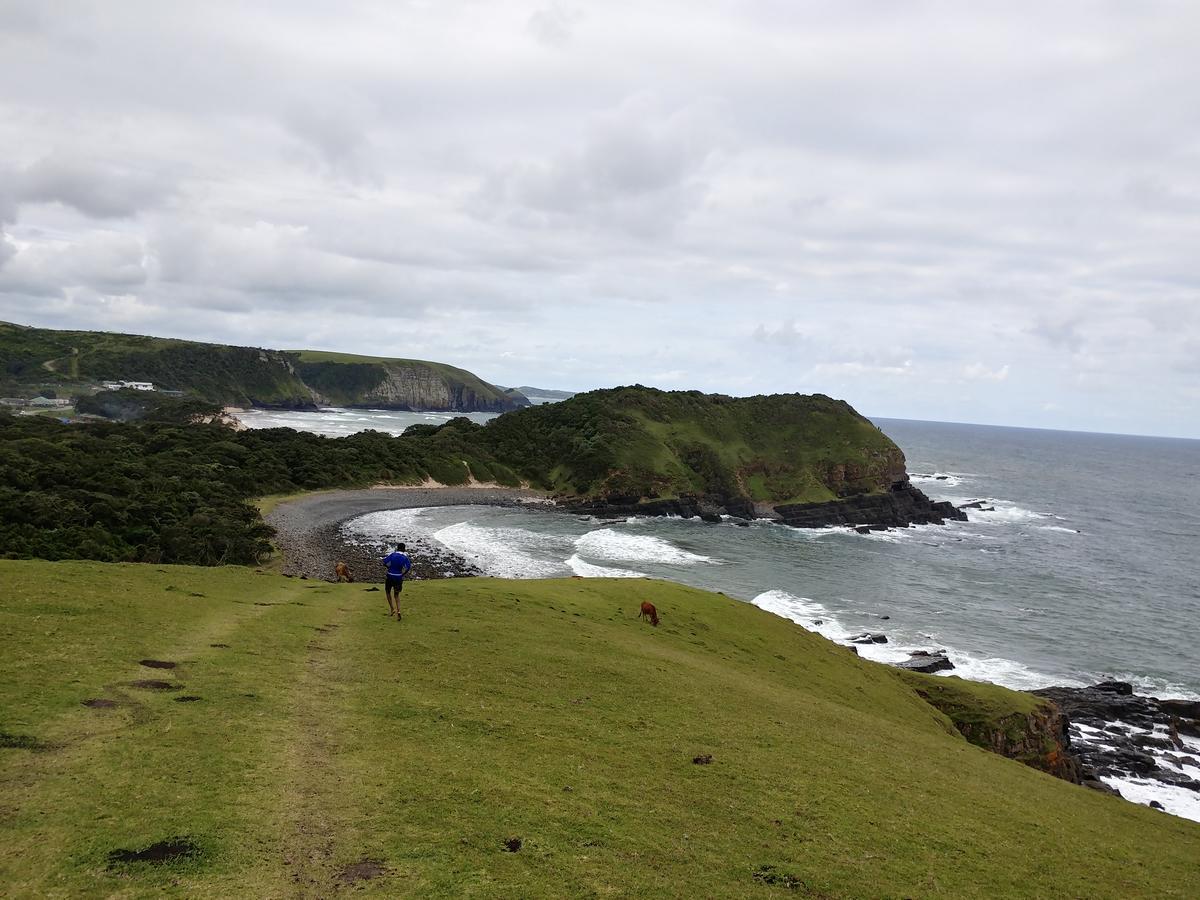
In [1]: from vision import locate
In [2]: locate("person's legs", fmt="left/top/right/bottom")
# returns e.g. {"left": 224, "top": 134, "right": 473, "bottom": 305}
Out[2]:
{"left": 394, "top": 578, "right": 403, "bottom": 620}
{"left": 385, "top": 578, "right": 398, "bottom": 615}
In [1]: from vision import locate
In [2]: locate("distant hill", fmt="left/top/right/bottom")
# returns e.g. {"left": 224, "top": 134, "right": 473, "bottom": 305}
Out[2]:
{"left": 513, "top": 385, "right": 576, "bottom": 401}
{"left": 0, "top": 322, "right": 527, "bottom": 413}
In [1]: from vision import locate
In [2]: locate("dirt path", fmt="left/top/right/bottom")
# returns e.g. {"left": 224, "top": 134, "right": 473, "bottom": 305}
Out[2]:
{"left": 279, "top": 602, "right": 354, "bottom": 896}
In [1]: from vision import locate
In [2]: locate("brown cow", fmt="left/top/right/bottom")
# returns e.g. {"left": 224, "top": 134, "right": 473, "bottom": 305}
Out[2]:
{"left": 638, "top": 601, "right": 659, "bottom": 626}
{"left": 334, "top": 561, "right": 354, "bottom": 583}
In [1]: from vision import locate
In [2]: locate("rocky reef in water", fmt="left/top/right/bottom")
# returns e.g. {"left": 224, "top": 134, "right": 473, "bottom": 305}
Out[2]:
{"left": 1033, "top": 682, "right": 1200, "bottom": 800}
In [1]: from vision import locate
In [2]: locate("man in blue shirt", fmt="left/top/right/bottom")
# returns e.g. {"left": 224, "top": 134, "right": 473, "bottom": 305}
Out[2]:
{"left": 381, "top": 542, "right": 413, "bottom": 620}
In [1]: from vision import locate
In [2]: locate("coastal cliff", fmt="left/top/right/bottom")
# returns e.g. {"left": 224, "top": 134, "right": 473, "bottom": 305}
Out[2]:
{"left": 898, "top": 671, "right": 1081, "bottom": 782}
{"left": 476, "top": 386, "right": 964, "bottom": 529}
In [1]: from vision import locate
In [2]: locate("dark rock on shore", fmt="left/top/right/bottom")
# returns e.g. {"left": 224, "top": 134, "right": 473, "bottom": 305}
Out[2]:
{"left": 894, "top": 650, "right": 955, "bottom": 673}
{"left": 1033, "top": 683, "right": 1200, "bottom": 799}
{"left": 774, "top": 482, "right": 967, "bottom": 529}
{"left": 567, "top": 480, "right": 967, "bottom": 530}
{"left": 848, "top": 632, "right": 888, "bottom": 644}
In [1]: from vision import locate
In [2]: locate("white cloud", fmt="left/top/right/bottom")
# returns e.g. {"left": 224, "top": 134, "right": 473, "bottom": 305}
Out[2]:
{"left": 962, "top": 363, "right": 1010, "bottom": 382}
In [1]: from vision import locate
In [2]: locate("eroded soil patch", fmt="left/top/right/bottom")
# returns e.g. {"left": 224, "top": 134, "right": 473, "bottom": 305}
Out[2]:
{"left": 138, "top": 659, "right": 177, "bottom": 669}
{"left": 127, "top": 680, "right": 180, "bottom": 691}
{"left": 174, "top": 696, "right": 203, "bottom": 703}
{"left": 107, "top": 837, "right": 202, "bottom": 866}
{"left": 0, "top": 731, "right": 55, "bottom": 751}
{"left": 82, "top": 698, "right": 118, "bottom": 709}
{"left": 337, "top": 858, "right": 386, "bottom": 884}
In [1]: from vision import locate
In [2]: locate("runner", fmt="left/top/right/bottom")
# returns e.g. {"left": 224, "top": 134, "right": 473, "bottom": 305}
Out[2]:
{"left": 380, "top": 542, "right": 412, "bottom": 620}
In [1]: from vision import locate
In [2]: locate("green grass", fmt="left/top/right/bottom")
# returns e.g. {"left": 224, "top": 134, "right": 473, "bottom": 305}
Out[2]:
{"left": 1, "top": 560, "right": 1196, "bottom": 898}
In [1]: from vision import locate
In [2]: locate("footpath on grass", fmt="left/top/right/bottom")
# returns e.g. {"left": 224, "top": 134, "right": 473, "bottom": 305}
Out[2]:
{"left": 1, "top": 560, "right": 1198, "bottom": 898}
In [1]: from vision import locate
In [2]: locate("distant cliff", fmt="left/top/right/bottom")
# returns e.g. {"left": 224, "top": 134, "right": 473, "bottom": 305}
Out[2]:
{"left": 0, "top": 322, "right": 527, "bottom": 413}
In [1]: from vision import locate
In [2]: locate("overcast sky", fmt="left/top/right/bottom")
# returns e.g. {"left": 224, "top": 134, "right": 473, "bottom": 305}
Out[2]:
{"left": 2, "top": 2, "right": 1199, "bottom": 437}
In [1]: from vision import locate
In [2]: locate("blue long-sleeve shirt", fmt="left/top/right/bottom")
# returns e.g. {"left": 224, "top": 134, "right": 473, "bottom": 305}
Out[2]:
{"left": 382, "top": 551, "right": 412, "bottom": 578}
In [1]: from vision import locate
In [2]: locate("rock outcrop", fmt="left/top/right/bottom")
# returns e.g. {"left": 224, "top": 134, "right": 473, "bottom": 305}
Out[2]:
{"left": 1033, "top": 682, "right": 1200, "bottom": 796}
{"left": 566, "top": 480, "right": 966, "bottom": 530}
{"left": 774, "top": 482, "right": 968, "bottom": 529}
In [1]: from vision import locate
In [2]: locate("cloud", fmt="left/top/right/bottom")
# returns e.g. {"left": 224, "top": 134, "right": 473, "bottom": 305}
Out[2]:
{"left": 962, "top": 363, "right": 1010, "bottom": 382}
{"left": 527, "top": 4, "right": 582, "bottom": 48}
{"left": 16, "top": 155, "right": 173, "bottom": 219}
{"left": 471, "top": 95, "right": 720, "bottom": 236}
{"left": 0, "top": 2, "right": 1199, "bottom": 436}
{"left": 282, "top": 101, "right": 383, "bottom": 187}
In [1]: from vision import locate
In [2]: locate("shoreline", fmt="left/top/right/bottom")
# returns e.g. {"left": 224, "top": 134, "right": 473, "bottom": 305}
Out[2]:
{"left": 263, "top": 486, "right": 550, "bottom": 582}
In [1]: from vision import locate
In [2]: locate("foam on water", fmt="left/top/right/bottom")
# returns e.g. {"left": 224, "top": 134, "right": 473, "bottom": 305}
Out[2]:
{"left": 342, "top": 507, "right": 431, "bottom": 543}
{"left": 962, "top": 501, "right": 1048, "bottom": 525}
{"left": 910, "top": 472, "right": 968, "bottom": 487}
{"left": 751, "top": 590, "right": 848, "bottom": 644}
{"left": 565, "top": 555, "right": 645, "bottom": 578}
{"left": 1098, "top": 776, "right": 1200, "bottom": 822}
{"left": 430, "top": 522, "right": 567, "bottom": 578}
{"left": 574, "top": 528, "right": 714, "bottom": 565}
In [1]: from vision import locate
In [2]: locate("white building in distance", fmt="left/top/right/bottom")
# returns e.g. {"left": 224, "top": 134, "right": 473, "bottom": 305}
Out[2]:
{"left": 102, "top": 380, "right": 155, "bottom": 391}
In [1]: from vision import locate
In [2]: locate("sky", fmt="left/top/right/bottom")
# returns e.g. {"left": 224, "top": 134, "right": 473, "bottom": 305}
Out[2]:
{"left": 2, "top": 1, "right": 1199, "bottom": 438}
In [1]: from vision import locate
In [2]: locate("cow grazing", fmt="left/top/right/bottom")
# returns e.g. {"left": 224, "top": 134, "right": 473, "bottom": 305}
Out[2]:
{"left": 334, "top": 561, "right": 354, "bottom": 583}
{"left": 638, "top": 601, "right": 659, "bottom": 626}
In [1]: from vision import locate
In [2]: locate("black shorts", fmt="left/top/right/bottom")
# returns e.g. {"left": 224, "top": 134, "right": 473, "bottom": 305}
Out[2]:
{"left": 385, "top": 575, "right": 405, "bottom": 592}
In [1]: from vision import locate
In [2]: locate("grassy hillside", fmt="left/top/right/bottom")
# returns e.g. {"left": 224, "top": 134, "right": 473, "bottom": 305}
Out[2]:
{"left": 1, "top": 561, "right": 1195, "bottom": 898}
{"left": 0, "top": 321, "right": 313, "bottom": 407}
{"left": 0, "top": 322, "right": 523, "bottom": 412}
{"left": 474, "top": 386, "right": 907, "bottom": 505}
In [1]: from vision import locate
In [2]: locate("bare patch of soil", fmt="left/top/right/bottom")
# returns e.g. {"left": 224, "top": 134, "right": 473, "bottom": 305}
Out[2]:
{"left": 693, "top": 754, "right": 714, "bottom": 765}
{"left": 337, "top": 858, "right": 387, "bottom": 884}
{"left": 82, "top": 698, "right": 118, "bottom": 708}
{"left": 502, "top": 836, "right": 523, "bottom": 852}
{"left": 107, "top": 837, "right": 201, "bottom": 866}
{"left": 174, "top": 696, "right": 203, "bottom": 703}
{"left": 128, "top": 680, "right": 180, "bottom": 691}
{"left": 210, "top": 643, "right": 230, "bottom": 649}
{"left": 0, "top": 731, "right": 54, "bottom": 751}
{"left": 138, "top": 659, "right": 177, "bottom": 669}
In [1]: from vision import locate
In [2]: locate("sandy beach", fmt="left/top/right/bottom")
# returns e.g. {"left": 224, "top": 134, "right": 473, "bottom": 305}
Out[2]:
{"left": 264, "top": 485, "right": 550, "bottom": 582}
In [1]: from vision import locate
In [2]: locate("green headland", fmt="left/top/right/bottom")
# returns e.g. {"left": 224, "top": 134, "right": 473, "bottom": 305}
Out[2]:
{"left": 1, "top": 560, "right": 1197, "bottom": 897}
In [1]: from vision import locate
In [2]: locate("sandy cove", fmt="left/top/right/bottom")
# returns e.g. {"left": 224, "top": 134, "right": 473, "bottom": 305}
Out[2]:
{"left": 263, "top": 485, "right": 551, "bottom": 583}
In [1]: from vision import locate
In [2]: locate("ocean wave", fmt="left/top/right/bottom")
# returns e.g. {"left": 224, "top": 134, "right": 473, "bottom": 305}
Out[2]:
{"left": 961, "top": 500, "right": 1048, "bottom": 525}
{"left": 565, "top": 554, "right": 645, "bottom": 578}
{"left": 751, "top": 590, "right": 848, "bottom": 643}
{"left": 1098, "top": 775, "right": 1200, "bottom": 823}
{"left": 1035, "top": 525, "right": 1080, "bottom": 534}
{"left": 752, "top": 589, "right": 1083, "bottom": 691}
{"left": 574, "top": 528, "right": 714, "bottom": 565}
{"left": 910, "top": 472, "right": 968, "bottom": 488}
{"left": 430, "top": 522, "right": 568, "bottom": 578}
{"left": 342, "top": 507, "right": 432, "bottom": 541}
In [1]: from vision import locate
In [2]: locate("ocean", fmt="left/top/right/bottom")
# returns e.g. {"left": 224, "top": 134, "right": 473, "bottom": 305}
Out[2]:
{"left": 241, "top": 407, "right": 1200, "bottom": 818}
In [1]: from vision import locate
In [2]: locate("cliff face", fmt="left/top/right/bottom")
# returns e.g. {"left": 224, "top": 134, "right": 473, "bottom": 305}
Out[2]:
{"left": 898, "top": 672, "right": 1082, "bottom": 784}
{"left": 952, "top": 704, "right": 1082, "bottom": 783}
{"left": 316, "top": 364, "right": 522, "bottom": 412}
